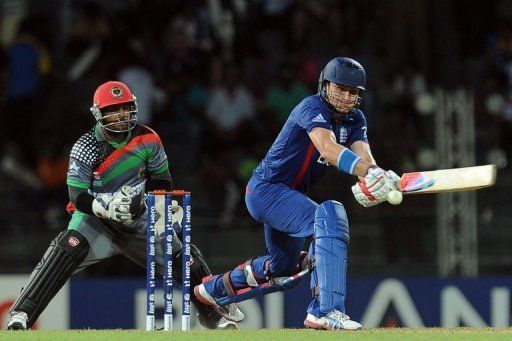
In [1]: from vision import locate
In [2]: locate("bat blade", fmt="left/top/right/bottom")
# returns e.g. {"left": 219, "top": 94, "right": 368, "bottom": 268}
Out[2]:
{"left": 400, "top": 164, "right": 497, "bottom": 194}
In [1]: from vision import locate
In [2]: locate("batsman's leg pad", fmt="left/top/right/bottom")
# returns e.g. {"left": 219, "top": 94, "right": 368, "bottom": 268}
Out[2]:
{"left": 208, "top": 255, "right": 270, "bottom": 299}
{"left": 312, "top": 200, "right": 349, "bottom": 315}
{"left": 11, "top": 229, "right": 89, "bottom": 327}
{"left": 215, "top": 252, "right": 311, "bottom": 306}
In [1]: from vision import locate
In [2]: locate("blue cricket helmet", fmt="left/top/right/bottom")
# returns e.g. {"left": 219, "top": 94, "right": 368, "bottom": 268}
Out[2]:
{"left": 318, "top": 57, "right": 366, "bottom": 92}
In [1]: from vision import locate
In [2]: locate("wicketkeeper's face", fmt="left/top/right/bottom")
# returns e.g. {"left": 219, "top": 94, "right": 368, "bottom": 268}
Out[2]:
{"left": 325, "top": 82, "right": 360, "bottom": 113}
{"left": 101, "top": 103, "right": 136, "bottom": 132}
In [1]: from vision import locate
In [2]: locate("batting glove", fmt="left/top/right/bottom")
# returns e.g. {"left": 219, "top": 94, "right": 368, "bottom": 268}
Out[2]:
{"left": 352, "top": 168, "right": 400, "bottom": 207}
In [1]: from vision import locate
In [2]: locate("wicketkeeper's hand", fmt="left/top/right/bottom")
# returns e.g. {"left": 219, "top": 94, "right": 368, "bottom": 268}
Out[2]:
{"left": 154, "top": 200, "right": 183, "bottom": 236}
{"left": 351, "top": 168, "right": 400, "bottom": 207}
{"left": 171, "top": 200, "right": 183, "bottom": 233}
{"left": 92, "top": 186, "right": 133, "bottom": 223}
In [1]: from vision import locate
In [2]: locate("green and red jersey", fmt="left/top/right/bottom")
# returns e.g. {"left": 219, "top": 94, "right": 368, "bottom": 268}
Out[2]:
{"left": 66, "top": 124, "right": 168, "bottom": 197}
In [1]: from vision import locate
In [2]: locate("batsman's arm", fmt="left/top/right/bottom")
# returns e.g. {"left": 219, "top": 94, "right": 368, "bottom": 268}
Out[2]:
{"left": 350, "top": 140, "right": 377, "bottom": 181}
{"left": 308, "top": 127, "right": 374, "bottom": 177}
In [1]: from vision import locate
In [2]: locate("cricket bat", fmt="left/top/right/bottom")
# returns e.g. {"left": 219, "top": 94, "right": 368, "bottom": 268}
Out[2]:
{"left": 398, "top": 164, "right": 497, "bottom": 195}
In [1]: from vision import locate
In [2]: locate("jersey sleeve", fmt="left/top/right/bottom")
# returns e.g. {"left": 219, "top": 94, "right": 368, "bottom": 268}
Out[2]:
{"left": 67, "top": 143, "right": 93, "bottom": 189}
{"left": 146, "top": 131, "right": 169, "bottom": 175}
{"left": 347, "top": 109, "right": 369, "bottom": 145}
{"left": 296, "top": 104, "right": 332, "bottom": 132}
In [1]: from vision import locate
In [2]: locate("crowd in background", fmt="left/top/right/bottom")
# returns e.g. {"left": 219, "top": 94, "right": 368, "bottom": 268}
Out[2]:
{"left": 0, "top": 0, "right": 511, "bottom": 276}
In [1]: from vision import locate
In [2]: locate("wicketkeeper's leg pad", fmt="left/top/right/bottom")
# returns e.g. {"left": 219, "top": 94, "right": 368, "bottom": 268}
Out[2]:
{"left": 10, "top": 229, "right": 89, "bottom": 327}
{"left": 171, "top": 243, "right": 223, "bottom": 329}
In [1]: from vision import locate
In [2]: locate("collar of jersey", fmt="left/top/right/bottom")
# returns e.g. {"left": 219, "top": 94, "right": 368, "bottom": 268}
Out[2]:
{"left": 94, "top": 124, "right": 132, "bottom": 150}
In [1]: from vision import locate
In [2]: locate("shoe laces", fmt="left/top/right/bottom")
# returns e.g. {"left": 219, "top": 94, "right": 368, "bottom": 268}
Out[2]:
{"left": 329, "top": 309, "right": 350, "bottom": 327}
{"left": 227, "top": 303, "right": 238, "bottom": 315}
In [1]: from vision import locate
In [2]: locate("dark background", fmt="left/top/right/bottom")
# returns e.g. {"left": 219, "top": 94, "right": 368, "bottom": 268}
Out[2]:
{"left": 0, "top": 0, "right": 510, "bottom": 278}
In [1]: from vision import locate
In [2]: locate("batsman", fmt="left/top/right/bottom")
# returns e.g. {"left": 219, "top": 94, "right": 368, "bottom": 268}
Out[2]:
{"left": 7, "top": 81, "right": 244, "bottom": 330}
{"left": 195, "top": 57, "right": 400, "bottom": 330}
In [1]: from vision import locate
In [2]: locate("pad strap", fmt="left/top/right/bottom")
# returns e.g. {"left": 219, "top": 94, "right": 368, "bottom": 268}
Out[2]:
{"left": 244, "top": 260, "right": 259, "bottom": 287}
{"left": 216, "top": 266, "right": 311, "bottom": 306}
{"left": 222, "top": 271, "right": 237, "bottom": 297}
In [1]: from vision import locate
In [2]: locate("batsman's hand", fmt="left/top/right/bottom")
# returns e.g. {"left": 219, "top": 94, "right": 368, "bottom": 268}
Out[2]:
{"left": 352, "top": 168, "right": 400, "bottom": 207}
{"left": 92, "top": 186, "right": 133, "bottom": 223}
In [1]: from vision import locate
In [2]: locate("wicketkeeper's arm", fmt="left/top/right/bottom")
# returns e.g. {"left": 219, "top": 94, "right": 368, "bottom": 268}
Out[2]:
{"left": 69, "top": 185, "right": 94, "bottom": 215}
{"left": 145, "top": 169, "right": 173, "bottom": 192}
{"left": 68, "top": 185, "right": 133, "bottom": 222}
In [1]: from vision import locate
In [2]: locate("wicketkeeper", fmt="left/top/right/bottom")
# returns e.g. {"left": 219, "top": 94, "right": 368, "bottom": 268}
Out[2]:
{"left": 7, "top": 81, "right": 244, "bottom": 330}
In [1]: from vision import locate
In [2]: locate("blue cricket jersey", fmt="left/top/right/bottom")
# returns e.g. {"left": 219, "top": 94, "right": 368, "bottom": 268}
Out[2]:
{"left": 253, "top": 94, "right": 368, "bottom": 193}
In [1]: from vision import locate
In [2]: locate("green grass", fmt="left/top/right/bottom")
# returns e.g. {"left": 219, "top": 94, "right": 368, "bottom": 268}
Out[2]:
{"left": 2, "top": 329, "right": 512, "bottom": 341}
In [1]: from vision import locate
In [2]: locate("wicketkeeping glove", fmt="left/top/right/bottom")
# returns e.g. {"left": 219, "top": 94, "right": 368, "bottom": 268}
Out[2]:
{"left": 351, "top": 168, "right": 400, "bottom": 207}
{"left": 92, "top": 185, "right": 133, "bottom": 223}
{"left": 154, "top": 200, "right": 183, "bottom": 236}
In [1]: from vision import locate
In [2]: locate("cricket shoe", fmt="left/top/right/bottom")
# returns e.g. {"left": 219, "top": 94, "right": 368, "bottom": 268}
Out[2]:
{"left": 216, "top": 317, "right": 238, "bottom": 329}
{"left": 304, "top": 310, "right": 362, "bottom": 330}
{"left": 194, "top": 283, "right": 245, "bottom": 323}
{"left": 7, "top": 311, "right": 28, "bottom": 330}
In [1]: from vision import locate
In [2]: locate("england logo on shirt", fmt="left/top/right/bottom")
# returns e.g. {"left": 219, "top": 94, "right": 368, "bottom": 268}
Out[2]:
{"left": 339, "top": 127, "right": 348, "bottom": 144}
{"left": 312, "top": 114, "right": 326, "bottom": 123}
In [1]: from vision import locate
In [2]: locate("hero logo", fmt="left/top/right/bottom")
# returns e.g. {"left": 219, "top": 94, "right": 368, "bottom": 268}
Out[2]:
{"left": 134, "top": 287, "right": 282, "bottom": 329}
{"left": 185, "top": 205, "right": 191, "bottom": 224}
{"left": 68, "top": 237, "right": 80, "bottom": 247}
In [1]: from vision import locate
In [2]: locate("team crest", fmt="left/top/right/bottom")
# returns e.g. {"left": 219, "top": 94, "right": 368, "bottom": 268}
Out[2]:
{"left": 138, "top": 166, "right": 146, "bottom": 179}
{"left": 110, "top": 86, "right": 123, "bottom": 98}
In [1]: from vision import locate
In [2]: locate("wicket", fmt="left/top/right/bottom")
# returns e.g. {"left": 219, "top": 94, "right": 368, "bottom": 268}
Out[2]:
{"left": 146, "top": 190, "right": 192, "bottom": 331}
